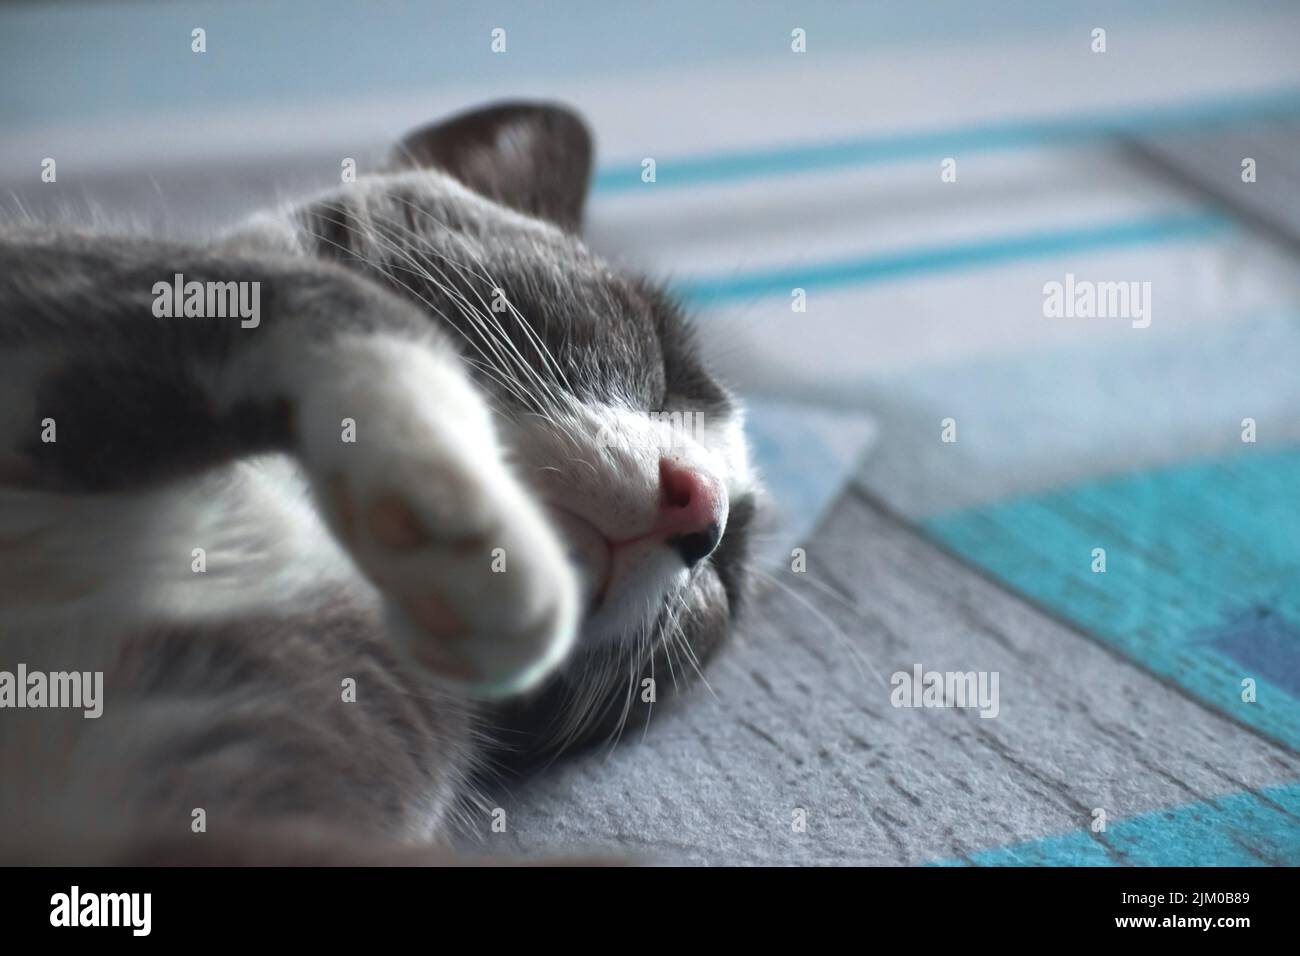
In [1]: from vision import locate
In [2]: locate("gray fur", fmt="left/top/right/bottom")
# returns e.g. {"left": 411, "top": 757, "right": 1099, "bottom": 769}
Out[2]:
{"left": 0, "top": 103, "right": 755, "bottom": 862}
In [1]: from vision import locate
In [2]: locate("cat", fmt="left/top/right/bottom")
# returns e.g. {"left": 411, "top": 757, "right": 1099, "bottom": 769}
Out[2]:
{"left": 0, "top": 102, "right": 757, "bottom": 863}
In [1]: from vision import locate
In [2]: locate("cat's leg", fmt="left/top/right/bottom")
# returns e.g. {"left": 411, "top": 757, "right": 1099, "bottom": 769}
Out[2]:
{"left": 289, "top": 331, "right": 581, "bottom": 694}
{"left": 0, "top": 233, "right": 579, "bottom": 693}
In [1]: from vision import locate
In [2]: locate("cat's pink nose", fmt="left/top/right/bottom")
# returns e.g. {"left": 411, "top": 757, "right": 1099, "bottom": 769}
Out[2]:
{"left": 657, "top": 458, "right": 728, "bottom": 567}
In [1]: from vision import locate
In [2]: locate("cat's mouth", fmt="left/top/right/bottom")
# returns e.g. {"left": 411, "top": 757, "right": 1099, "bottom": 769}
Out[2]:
{"left": 544, "top": 504, "right": 614, "bottom": 613}
{"left": 544, "top": 500, "right": 699, "bottom": 649}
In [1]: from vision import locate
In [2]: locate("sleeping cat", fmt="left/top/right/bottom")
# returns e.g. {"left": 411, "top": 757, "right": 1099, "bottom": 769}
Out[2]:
{"left": 0, "top": 103, "right": 757, "bottom": 863}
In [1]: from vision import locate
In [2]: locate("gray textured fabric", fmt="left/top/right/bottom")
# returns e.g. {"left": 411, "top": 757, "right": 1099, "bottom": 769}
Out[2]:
{"left": 486, "top": 489, "right": 1300, "bottom": 864}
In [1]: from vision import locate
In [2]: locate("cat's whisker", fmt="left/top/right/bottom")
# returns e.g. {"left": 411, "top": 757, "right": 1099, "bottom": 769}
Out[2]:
{"left": 364, "top": 201, "right": 606, "bottom": 459}
{"left": 669, "top": 590, "right": 717, "bottom": 701}
{"left": 749, "top": 566, "right": 887, "bottom": 691}
{"left": 565, "top": 455, "right": 601, "bottom": 481}
{"left": 370, "top": 202, "right": 573, "bottom": 414}
{"left": 659, "top": 604, "right": 683, "bottom": 696}
{"left": 392, "top": 222, "right": 594, "bottom": 462}
{"left": 778, "top": 568, "right": 863, "bottom": 616}
{"left": 546, "top": 645, "right": 617, "bottom": 758}
{"left": 302, "top": 212, "right": 538, "bottom": 414}
{"left": 602, "top": 599, "right": 652, "bottom": 759}
{"left": 392, "top": 242, "right": 539, "bottom": 394}
{"left": 389, "top": 195, "right": 576, "bottom": 396}
{"left": 6, "top": 189, "right": 33, "bottom": 222}
{"left": 440, "top": 267, "right": 584, "bottom": 443}
{"left": 305, "top": 205, "right": 530, "bottom": 396}
{"left": 417, "top": 255, "right": 589, "bottom": 451}
{"left": 643, "top": 616, "right": 666, "bottom": 745}
{"left": 420, "top": 266, "right": 549, "bottom": 410}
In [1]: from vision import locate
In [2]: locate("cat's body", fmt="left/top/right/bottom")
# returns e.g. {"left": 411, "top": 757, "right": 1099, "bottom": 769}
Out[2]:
{"left": 0, "top": 104, "right": 756, "bottom": 863}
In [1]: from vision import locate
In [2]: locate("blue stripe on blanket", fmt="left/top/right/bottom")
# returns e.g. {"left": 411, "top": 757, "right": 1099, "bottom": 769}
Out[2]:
{"left": 924, "top": 447, "right": 1300, "bottom": 752}
{"left": 933, "top": 779, "right": 1300, "bottom": 865}
{"left": 672, "top": 212, "right": 1229, "bottom": 306}
{"left": 594, "top": 88, "right": 1300, "bottom": 193}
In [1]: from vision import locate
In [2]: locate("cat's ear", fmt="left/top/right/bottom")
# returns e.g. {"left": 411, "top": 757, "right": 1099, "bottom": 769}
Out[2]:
{"left": 390, "top": 102, "right": 593, "bottom": 233}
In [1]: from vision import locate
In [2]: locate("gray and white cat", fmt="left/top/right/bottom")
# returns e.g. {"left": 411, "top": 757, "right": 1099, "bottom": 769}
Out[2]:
{"left": 0, "top": 103, "right": 757, "bottom": 863}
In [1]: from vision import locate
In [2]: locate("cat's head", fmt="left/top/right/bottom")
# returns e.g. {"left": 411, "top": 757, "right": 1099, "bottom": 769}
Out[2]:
{"left": 290, "top": 103, "right": 757, "bottom": 761}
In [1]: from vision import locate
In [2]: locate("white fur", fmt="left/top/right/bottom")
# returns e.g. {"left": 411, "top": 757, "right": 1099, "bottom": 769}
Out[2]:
{"left": 0, "top": 333, "right": 584, "bottom": 701}
{"left": 501, "top": 398, "right": 752, "bottom": 646}
{"left": 0, "top": 457, "right": 356, "bottom": 640}
{"left": 289, "top": 334, "right": 582, "bottom": 695}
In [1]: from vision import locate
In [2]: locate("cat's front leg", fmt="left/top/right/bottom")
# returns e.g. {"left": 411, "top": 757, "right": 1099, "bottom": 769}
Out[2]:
{"left": 291, "top": 333, "right": 581, "bottom": 696}
{"left": 0, "top": 234, "right": 579, "bottom": 694}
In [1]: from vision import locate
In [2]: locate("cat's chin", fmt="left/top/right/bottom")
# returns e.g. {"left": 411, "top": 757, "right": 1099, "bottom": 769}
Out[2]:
{"left": 545, "top": 506, "right": 611, "bottom": 612}
{"left": 579, "top": 557, "right": 690, "bottom": 649}
{"left": 543, "top": 502, "right": 694, "bottom": 649}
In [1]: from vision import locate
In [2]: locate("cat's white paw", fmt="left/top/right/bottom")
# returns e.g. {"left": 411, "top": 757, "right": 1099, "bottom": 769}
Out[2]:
{"left": 295, "top": 337, "right": 580, "bottom": 696}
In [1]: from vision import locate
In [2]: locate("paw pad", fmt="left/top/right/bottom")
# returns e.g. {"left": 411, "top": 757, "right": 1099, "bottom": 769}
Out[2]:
{"left": 368, "top": 495, "right": 428, "bottom": 550}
